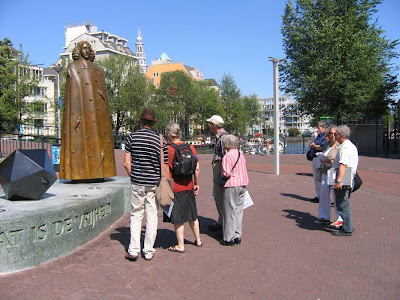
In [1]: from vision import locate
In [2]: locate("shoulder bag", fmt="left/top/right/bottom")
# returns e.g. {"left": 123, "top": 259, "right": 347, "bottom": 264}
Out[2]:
{"left": 215, "top": 152, "right": 241, "bottom": 187}
{"left": 155, "top": 134, "right": 174, "bottom": 206}
{"left": 306, "top": 147, "right": 317, "bottom": 161}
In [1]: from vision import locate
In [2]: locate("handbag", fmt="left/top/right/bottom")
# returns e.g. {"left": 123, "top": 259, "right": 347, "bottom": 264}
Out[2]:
{"left": 351, "top": 172, "right": 362, "bottom": 192}
{"left": 306, "top": 147, "right": 317, "bottom": 161}
{"left": 215, "top": 152, "right": 240, "bottom": 187}
{"left": 155, "top": 134, "right": 174, "bottom": 206}
{"left": 316, "top": 167, "right": 322, "bottom": 182}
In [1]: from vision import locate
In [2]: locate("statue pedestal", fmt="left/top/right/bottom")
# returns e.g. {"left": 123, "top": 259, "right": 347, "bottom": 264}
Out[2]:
{"left": 0, "top": 176, "right": 131, "bottom": 274}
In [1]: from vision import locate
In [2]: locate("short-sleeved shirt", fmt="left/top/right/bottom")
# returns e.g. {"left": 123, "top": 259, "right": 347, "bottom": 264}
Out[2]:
{"left": 125, "top": 128, "right": 168, "bottom": 186}
{"left": 212, "top": 130, "right": 228, "bottom": 162}
{"left": 314, "top": 131, "right": 326, "bottom": 149}
{"left": 333, "top": 139, "right": 359, "bottom": 178}
{"left": 167, "top": 142, "right": 198, "bottom": 192}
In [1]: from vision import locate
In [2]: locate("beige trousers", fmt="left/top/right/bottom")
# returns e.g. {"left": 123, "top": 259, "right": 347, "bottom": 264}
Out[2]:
{"left": 128, "top": 184, "right": 159, "bottom": 258}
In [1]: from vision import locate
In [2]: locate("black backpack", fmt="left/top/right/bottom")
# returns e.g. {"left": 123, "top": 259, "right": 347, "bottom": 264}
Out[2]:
{"left": 170, "top": 143, "right": 197, "bottom": 177}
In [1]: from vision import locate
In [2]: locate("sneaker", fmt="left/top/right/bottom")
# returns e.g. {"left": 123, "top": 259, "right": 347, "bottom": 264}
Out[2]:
{"left": 144, "top": 254, "right": 154, "bottom": 261}
{"left": 330, "top": 220, "right": 343, "bottom": 228}
{"left": 125, "top": 252, "right": 138, "bottom": 261}
{"left": 314, "top": 219, "right": 330, "bottom": 224}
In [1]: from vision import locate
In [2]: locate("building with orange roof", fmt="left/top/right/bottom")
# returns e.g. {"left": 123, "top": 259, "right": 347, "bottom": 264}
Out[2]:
{"left": 146, "top": 52, "right": 203, "bottom": 88}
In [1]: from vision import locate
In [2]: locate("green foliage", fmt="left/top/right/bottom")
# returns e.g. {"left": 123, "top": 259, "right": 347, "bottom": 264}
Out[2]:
{"left": 151, "top": 71, "right": 261, "bottom": 137}
{"left": 192, "top": 80, "right": 224, "bottom": 136}
{"left": 281, "top": 0, "right": 399, "bottom": 124}
{"left": 155, "top": 70, "right": 196, "bottom": 136}
{"left": 98, "top": 55, "right": 150, "bottom": 132}
{"left": 0, "top": 39, "right": 17, "bottom": 131}
{"left": 219, "top": 74, "right": 260, "bottom": 135}
{"left": 287, "top": 127, "right": 301, "bottom": 137}
{"left": 0, "top": 38, "right": 40, "bottom": 131}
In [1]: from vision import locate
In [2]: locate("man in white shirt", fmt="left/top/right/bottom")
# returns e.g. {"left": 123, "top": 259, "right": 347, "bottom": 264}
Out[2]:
{"left": 332, "top": 125, "right": 359, "bottom": 236}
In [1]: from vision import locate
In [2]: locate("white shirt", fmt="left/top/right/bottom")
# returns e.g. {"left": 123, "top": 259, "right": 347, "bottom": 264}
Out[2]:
{"left": 333, "top": 139, "right": 359, "bottom": 178}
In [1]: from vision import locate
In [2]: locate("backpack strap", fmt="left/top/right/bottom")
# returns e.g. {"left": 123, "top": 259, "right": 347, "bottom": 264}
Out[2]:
{"left": 159, "top": 134, "right": 166, "bottom": 178}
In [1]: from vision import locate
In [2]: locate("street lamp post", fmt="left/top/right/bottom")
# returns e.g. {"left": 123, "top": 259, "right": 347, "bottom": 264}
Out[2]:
{"left": 51, "top": 64, "right": 62, "bottom": 142}
{"left": 268, "top": 57, "right": 284, "bottom": 175}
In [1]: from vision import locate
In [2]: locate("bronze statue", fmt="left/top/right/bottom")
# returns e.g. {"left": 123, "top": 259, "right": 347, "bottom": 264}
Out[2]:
{"left": 59, "top": 41, "right": 116, "bottom": 180}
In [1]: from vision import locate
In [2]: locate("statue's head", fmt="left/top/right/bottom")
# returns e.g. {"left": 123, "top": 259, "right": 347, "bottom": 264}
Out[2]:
{"left": 72, "top": 41, "right": 95, "bottom": 62}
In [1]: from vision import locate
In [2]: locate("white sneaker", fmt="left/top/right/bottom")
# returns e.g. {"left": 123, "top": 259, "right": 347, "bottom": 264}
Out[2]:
{"left": 330, "top": 220, "right": 343, "bottom": 228}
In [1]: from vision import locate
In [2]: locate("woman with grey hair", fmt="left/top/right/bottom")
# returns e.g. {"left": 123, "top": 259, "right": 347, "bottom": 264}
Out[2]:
{"left": 165, "top": 123, "right": 202, "bottom": 253}
{"left": 218, "top": 135, "right": 249, "bottom": 246}
{"left": 309, "top": 121, "right": 327, "bottom": 203}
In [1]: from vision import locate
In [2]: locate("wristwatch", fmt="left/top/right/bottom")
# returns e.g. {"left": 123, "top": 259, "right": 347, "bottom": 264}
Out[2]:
{"left": 335, "top": 179, "right": 342, "bottom": 183}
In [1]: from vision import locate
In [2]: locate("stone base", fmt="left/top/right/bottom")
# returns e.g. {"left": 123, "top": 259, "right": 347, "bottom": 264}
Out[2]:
{"left": 0, "top": 176, "right": 131, "bottom": 274}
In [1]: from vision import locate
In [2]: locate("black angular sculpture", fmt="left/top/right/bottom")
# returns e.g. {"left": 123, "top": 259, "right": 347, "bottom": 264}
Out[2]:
{"left": 0, "top": 149, "right": 57, "bottom": 200}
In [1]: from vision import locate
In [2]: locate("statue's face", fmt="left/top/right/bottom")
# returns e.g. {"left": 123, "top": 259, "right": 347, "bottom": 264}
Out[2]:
{"left": 80, "top": 43, "right": 91, "bottom": 60}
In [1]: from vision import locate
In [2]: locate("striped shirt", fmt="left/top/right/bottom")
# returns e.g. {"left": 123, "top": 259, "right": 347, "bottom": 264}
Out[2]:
{"left": 125, "top": 128, "right": 168, "bottom": 186}
{"left": 222, "top": 149, "right": 249, "bottom": 187}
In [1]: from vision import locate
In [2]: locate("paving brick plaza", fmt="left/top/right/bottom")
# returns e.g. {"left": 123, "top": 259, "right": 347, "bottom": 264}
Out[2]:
{"left": 1, "top": 151, "right": 400, "bottom": 299}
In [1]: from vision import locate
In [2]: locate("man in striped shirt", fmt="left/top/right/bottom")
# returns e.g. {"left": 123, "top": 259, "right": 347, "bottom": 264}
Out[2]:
{"left": 123, "top": 108, "right": 168, "bottom": 261}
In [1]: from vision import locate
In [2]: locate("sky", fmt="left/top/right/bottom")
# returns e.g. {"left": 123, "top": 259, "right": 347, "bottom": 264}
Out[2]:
{"left": 0, "top": 0, "right": 399, "bottom": 99}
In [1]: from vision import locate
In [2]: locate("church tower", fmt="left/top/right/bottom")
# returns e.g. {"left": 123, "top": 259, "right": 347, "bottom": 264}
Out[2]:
{"left": 135, "top": 27, "right": 147, "bottom": 74}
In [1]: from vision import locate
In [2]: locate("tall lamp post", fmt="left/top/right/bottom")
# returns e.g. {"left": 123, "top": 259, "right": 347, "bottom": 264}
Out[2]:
{"left": 268, "top": 57, "right": 284, "bottom": 175}
{"left": 51, "top": 64, "right": 62, "bottom": 142}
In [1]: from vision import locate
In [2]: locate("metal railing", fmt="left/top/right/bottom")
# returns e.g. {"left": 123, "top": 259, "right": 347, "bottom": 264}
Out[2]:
{"left": 0, "top": 133, "right": 57, "bottom": 160}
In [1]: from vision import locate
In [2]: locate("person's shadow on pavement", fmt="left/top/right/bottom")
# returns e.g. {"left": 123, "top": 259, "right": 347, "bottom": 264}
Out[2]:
{"left": 198, "top": 215, "right": 223, "bottom": 241}
{"left": 110, "top": 226, "right": 176, "bottom": 251}
{"left": 282, "top": 209, "right": 334, "bottom": 232}
{"left": 281, "top": 193, "right": 312, "bottom": 203}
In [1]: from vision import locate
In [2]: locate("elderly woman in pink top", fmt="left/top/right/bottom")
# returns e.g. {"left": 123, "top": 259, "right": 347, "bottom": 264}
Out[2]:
{"left": 219, "top": 135, "right": 249, "bottom": 246}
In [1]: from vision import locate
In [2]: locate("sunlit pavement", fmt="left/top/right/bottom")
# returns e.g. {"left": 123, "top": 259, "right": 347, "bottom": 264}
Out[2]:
{"left": 1, "top": 152, "right": 400, "bottom": 299}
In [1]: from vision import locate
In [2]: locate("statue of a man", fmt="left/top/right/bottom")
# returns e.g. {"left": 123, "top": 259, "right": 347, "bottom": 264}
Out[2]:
{"left": 59, "top": 41, "right": 116, "bottom": 180}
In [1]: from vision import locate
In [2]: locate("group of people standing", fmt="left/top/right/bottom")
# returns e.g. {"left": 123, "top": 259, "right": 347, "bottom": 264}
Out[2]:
{"left": 123, "top": 108, "right": 249, "bottom": 261}
{"left": 309, "top": 121, "right": 359, "bottom": 236}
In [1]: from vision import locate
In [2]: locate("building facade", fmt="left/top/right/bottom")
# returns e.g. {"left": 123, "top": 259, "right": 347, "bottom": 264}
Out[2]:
{"left": 57, "top": 21, "right": 146, "bottom": 73}
{"left": 250, "top": 95, "right": 312, "bottom": 136}
{"left": 146, "top": 52, "right": 204, "bottom": 88}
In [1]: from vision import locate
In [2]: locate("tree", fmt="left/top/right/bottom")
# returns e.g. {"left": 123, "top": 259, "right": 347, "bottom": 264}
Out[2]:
{"left": 192, "top": 80, "right": 224, "bottom": 136}
{"left": 288, "top": 128, "right": 301, "bottom": 136}
{"left": 156, "top": 70, "right": 196, "bottom": 137}
{"left": 0, "top": 38, "right": 16, "bottom": 131}
{"left": 219, "top": 74, "right": 241, "bottom": 132}
{"left": 0, "top": 38, "right": 39, "bottom": 132}
{"left": 98, "top": 55, "right": 150, "bottom": 132}
{"left": 219, "top": 74, "right": 260, "bottom": 135}
{"left": 281, "top": 0, "right": 399, "bottom": 124}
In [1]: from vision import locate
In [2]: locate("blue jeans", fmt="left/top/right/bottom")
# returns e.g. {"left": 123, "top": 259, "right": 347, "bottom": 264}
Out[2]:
{"left": 334, "top": 189, "right": 354, "bottom": 232}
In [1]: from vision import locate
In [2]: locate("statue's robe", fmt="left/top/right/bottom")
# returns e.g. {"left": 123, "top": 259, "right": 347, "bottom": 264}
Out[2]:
{"left": 59, "top": 58, "right": 116, "bottom": 180}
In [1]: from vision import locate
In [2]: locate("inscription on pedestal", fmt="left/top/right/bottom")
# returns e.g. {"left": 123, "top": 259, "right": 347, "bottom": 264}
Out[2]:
{"left": 0, "top": 203, "right": 111, "bottom": 248}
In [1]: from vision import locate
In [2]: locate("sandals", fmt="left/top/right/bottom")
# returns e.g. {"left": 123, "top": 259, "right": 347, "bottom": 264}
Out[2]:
{"left": 168, "top": 246, "right": 185, "bottom": 253}
{"left": 193, "top": 241, "right": 203, "bottom": 247}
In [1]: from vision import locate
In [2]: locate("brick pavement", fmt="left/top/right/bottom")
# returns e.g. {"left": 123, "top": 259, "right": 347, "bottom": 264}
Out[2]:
{"left": 1, "top": 153, "right": 400, "bottom": 299}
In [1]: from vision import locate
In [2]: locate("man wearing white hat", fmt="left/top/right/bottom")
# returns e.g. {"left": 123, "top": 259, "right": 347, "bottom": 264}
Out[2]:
{"left": 207, "top": 115, "right": 228, "bottom": 232}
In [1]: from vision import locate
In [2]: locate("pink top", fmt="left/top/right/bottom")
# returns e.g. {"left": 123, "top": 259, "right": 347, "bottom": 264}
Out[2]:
{"left": 222, "top": 149, "right": 249, "bottom": 187}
